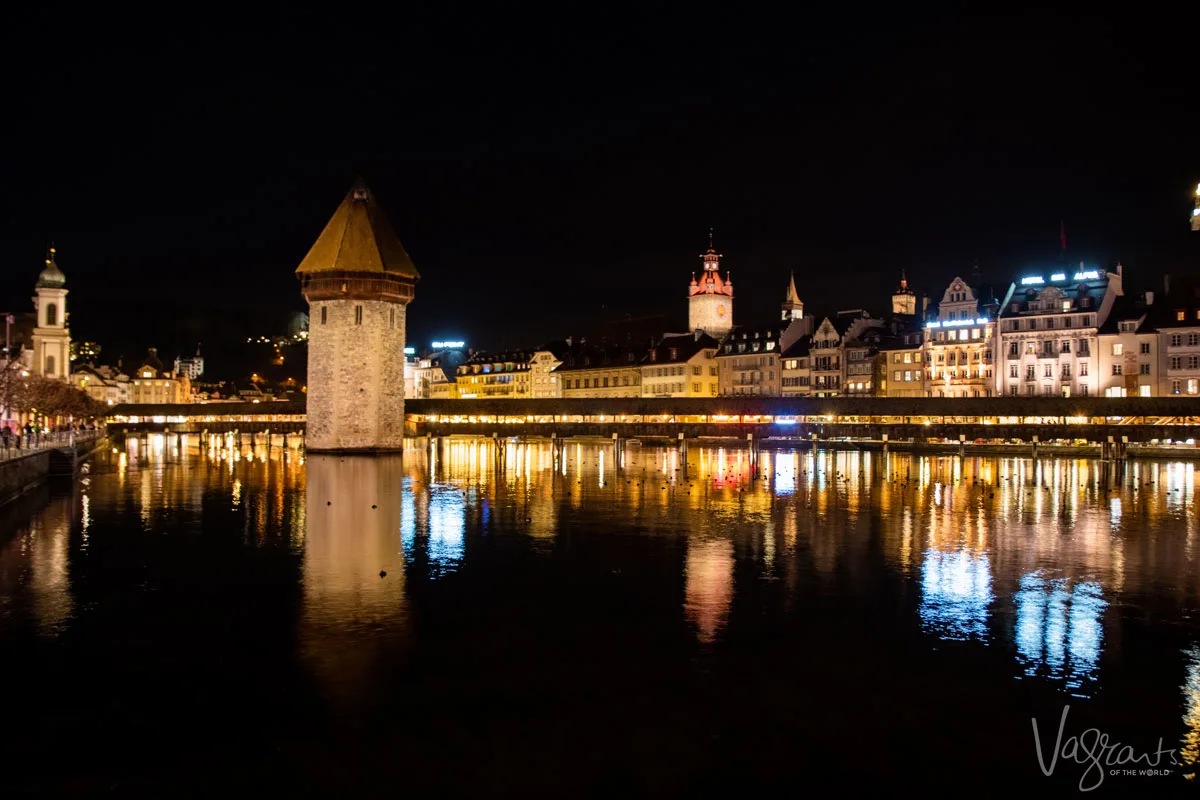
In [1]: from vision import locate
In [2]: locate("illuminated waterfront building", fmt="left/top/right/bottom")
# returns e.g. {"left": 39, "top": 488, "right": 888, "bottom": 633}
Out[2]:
{"left": 296, "top": 179, "right": 418, "bottom": 451}
{"left": 71, "top": 364, "right": 127, "bottom": 406}
{"left": 1096, "top": 293, "right": 1157, "bottom": 397}
{"left": 555, "top": 344, "right": 642, "bottom": 398}
{"left": 530, "top": 342, "right": 569, "bottom": 398}
{"left": 1156, "top": 277, "right": 1200, "bottom": 395}
{"left": 997, "top": 264, "right": 1122, "bottom": 397}
{"left": 716, "top": 318, "right": 809, "bottom": 397}
{"left": 30, "top": 245, "right": 71, "bottom": 381}
{"left": 877, "top": 324, "right": 927, "bottom": 398}
{"left": 640, "top": 332, "right": 720, "bottom": 398}
{"left": 924, "top": 277, "right": 999, "bottom": 398}
{"left": 455, "top": 351, "right": 534, "bottom": 398}
{"left": 688, "top": 232, "right": 734, "bottom": 339}
{"left": 128, "top": 348, "right": 191, "bottom": 404}
{"left": 70, "top": 340, "right": 101, "bottom": 364}
{"left": 808, "top": 311, "right": 885, "bottom": 397}
{"left": 780, "top": 339, "right": 812, "bottom": 396}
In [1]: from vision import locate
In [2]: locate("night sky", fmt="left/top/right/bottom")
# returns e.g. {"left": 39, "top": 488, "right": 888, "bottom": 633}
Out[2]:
{"left": 3, "top": 4, "right": 1197, "bottom": 380}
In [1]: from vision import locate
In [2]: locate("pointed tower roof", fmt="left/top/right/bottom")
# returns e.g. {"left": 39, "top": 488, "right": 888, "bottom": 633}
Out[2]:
{"left": 37, "top": 244, "right": 66, "bottom": 288}
{"left": 296, "top": 179, "right": 419, "bottom": 278}
{"left": 785, "top": 271, "right": 800, "bottom": 304}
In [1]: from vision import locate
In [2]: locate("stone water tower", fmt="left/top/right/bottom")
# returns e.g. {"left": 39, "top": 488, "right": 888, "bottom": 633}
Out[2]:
{"left": 296, "top": 180, "right": 418, "bottom": 451}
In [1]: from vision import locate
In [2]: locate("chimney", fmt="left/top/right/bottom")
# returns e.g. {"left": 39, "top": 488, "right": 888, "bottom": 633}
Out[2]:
{"left": 1145, "top": 290, "right": 1155, "bottom": 306}
{"left": 694, "top": 329, "right": 701, "bottom": 341}
{"left": 922, "top": 294, "right": 930, "bottom": 313}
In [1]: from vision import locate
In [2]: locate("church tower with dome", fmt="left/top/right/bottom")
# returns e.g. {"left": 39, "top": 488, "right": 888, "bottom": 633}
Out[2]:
{"left": 688, "top": 231, "right": 734, "bottom": 339}
{"left": 31, "top": 245, "right": 71, "bottom": 380}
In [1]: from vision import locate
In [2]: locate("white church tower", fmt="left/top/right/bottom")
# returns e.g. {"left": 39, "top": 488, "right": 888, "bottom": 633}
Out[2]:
{"left": 296, "top": 180, "right": 418, "bottom": 451}
{"left": 688, "top": 230, "right": 734, "bottom": 339}
{"left": 31, "top": 245, "right": 71, "bottom": 380}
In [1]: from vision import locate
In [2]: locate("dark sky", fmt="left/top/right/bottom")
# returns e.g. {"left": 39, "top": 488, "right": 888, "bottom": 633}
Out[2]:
{"left": 3, "top": 4, "right": 1197, "bottom": 379}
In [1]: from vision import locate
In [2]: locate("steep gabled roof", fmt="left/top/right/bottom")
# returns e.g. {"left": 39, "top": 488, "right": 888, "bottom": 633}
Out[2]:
{"left": 296, "top": 179, "right": 419, "bottom": 278}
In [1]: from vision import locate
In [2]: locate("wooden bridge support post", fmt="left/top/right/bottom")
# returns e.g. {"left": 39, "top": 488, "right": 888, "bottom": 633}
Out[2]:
{"left": 1031, "top": 434, "right": 1038, "bottom": 459}
{"left": 882, "top": 433, "right": 888, "bottom": 454}
{"left": 958, "top": 434, "right": 966, "bottom": 459}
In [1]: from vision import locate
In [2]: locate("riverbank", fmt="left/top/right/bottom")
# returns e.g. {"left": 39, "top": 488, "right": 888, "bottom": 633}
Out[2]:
{"left": 0, "top": 435, "right": 107, "bottom": 507}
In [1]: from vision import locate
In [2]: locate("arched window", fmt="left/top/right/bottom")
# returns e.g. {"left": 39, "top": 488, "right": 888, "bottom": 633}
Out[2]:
{"left": 45, "top": 355, "right": 56, "bottom": 375}
{"left": 46, "top": 303, "right": 57, "bottom": 326}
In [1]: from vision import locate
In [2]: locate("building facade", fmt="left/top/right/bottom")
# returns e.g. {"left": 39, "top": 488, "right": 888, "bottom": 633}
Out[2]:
{"left": 1156, "top": 280, "right": 1200, "bottom": 395}
{"left": 1097, "top": 295, "right": 1157, "bottom": 397}
{"left": 924, "top": 276, "right": 998, "bottom": 398}
{"left": 530, "top": 343, "right": 567, "bottom": 398}
{"left": 997, "top": 265, "right": 1122, "bottom": 398}
{"left": 878, "top": 327, "right": 926, "bottom": 397}
{"left": 297, "top": 180, "right": 417, "bottom": 451}
{"left": 640, "top": 333, "right": 720, "bottom": 398}
{"left": 688, "top": 234, "right": 734, "bottom": 339}
{"left": 456, "top": 351, "right": 533, "bottom": 398}
{"left": 31, "top": 246, "right": 71, "bottom": 381}
{"left": 556, "top": 345, "right": 642, "bottom": 398}
{"left": 174, "top": 345, "right": 205, "bottom": 380}
{"left": 717, "top": 318, "right": 812, "bottom": 396}
{"left": 780, "top": 340, "right": 811, "bottom": 397}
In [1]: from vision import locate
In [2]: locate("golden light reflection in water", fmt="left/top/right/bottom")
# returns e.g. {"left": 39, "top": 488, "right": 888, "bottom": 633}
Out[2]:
{"left": 302, "top": 454, "right": 409, "bottom": 709}
{"left": 685, "top": 538, "right": 734, "bottom": 644}
{"left": 1182, "top": 646, "right": 1200, "bottom": 778}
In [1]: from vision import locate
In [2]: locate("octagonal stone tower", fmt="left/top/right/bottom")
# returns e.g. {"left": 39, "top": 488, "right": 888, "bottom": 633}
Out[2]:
{"left": 297, "top": 180, "right": 418, "bottom": 451}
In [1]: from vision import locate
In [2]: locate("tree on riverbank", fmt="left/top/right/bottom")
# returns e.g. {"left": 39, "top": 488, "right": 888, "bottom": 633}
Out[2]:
{"left": 1, "top": 370, "right": 106, "bottom": 425}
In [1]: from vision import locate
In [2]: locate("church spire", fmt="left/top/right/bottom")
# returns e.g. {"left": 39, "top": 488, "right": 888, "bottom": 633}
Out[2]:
{"left": 781, "top": 271, "right": 803, "bottom": 321}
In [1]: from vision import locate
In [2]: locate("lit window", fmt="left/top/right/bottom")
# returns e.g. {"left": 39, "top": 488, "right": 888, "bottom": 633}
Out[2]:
{"left": 1111, "top": 343, "right": 1123, "bottom": 356}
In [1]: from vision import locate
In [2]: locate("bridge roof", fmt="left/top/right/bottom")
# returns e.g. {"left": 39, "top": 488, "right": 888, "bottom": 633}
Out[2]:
{"left": 108, "top": 401, "right": 306, "bottom": 417}
{"left": 406, "top": 396, "right": 1200, "bottom": 417}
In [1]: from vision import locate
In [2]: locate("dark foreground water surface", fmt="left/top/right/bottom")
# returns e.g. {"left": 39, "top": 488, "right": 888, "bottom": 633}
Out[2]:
{"left": 3, "top": 435, "right": 1200, "bottom": 794}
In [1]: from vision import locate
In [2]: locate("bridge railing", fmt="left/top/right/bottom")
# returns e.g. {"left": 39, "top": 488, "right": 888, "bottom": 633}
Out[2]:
{"left": 0, "top": 430, "right": 103, "bottom": 464}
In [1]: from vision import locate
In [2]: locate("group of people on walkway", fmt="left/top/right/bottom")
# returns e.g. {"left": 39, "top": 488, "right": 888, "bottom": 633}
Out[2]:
{"left": 1, "top": 421, "right": 98, "bottom": 453}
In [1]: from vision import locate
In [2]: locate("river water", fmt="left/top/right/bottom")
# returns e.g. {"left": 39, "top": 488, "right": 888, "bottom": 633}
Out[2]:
{"left": 1, "top": 435, "right": 1199, "bottom": 794}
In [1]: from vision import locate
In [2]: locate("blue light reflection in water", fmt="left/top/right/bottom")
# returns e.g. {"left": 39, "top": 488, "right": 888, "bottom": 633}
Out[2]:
{"left": 1015, "top": 572, "right": 1106, "bottom": 695}
{"left": 401, "top": 480, "right": 466, "bottom": 575}
{"left": 919, "top": 549, "right": 993, "bottom": 641}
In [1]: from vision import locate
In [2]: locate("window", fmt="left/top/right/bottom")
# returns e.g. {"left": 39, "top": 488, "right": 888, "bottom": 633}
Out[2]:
{"left": 1009, "top": 342, "right": 1019, "bottom": 356}
{"left": 45, "top": 355, "right": 55, "bottom": 375}
{"left": 894, "top": 370, "right": 902, "bottom": 381}
{"left": 1190, "top": 356, "right": 1200, "bottom": 370}
{"left": 1026, "top": 366, "right": 1036, "bottom": 380}
{"left": 1061, "top": 340, "right": 1071, "bottom": 354}
{"left": 1010, "top": 365, "right": 1018, "bottom": 378}
{"left": 1191, "top": 379, "right": 1200, "bottom": 395}
{"left": 354, "top": 305, "right": 363, "bottom": 325}
{"left": 584, "top": 378, "right": 590, "bottom": 388}
{"left": 1112, "top": 364, "right": 1122, "bottom": 376}
{"left": 893, "top": 353, "right": 901, "bottom": 363}
{"left": 1172, "top": 379, "right": 1182, "bottom": 394}
{"left": 389, "top": 308, "right": 396, "bottom": 328}
{"left": 1079, "top": 385, "right": 1088, "bottom": 396}
{"left": 1064, "top": 317, "right": 1072, "bottom": 329}
{"left": 1178, "top": 310, "right": 1187, "bottom": 321}
{"left": 1139, "top": 363, "right": 1150, "bottom": 375}
{"left": 1171, "top": 334, "right": 1183, "bottom": 347}
{"left": 1043, "top": 385, "right": 1054, "bottom": 396}
{"left": 1061, "top": 301, "right": 1071, "bottom": 312}
{"left": 693, "top": 382, "right": 701, "bottom": 393}
{"left": 602, "top": 377, "right": 609, "bottom": 387}
{"left": 623, "top": 376, "right": 630, "bottom": 386}
{"left": 1111, "top": 343, "right": 1124, "bottom": 356}
{"left": 1140, "top": 342, "right": 1150, "bottom": 354}
{"left": 710, "top": 367, "right": 717, "bottom": 376}
{"left": 904, "top": 370, "right": 913, "bottom": 381}
{"left": 1190, "top": 334, "right": 1200, "bottom": 346}
{"left": 1080, "top": 362, "right": 1088, "bottom": 377}
{"left": 320, "top": 307, "right": 327, "bottom": 325}
{"left": 1083, "top": 316, "right": 1092, "bottom": 327}
{"left": 45, "top": 303, "right": 57, "bottom": 326}
{"left": 1061, "top": 364, "right": 1071, "bottom": 379}
{"left": 1044, "top": 364, "right": 1053, "bottom": 378}
{"left": 971, "top": 328, "right": 981, "bottom": 339}
{"left": 1171, "top": 356, "right": 1182, "bottom": 369}
{"left": 903, "top": 352, "right": 912, "bottom": 364}
{"left": 692, "top": 365, "right": 701, "bottom": 376}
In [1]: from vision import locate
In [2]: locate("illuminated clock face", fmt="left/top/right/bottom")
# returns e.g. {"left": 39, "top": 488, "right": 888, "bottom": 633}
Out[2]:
{"left": 717, "top": 304, "right": 727, "bottom": 318}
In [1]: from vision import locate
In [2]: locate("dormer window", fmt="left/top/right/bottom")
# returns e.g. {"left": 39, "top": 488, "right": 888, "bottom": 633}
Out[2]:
{"left": 1178, "top": 310, "right": 1187, "bottom": 321}
{"left": 668, "top": 348, "right": 679, "bottom": 361}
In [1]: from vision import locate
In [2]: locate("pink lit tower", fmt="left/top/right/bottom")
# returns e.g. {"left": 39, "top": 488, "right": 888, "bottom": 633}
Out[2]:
{"left": 688, "top": 229, "right": 734, "bottom": 338}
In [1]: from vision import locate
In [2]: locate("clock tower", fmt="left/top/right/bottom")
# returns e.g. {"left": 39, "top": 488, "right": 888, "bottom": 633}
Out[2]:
{"left": 688, "top": 230, "right": 734, "bottom": 339}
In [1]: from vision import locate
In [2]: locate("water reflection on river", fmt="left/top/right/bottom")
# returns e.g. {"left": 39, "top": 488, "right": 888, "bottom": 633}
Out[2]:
{"left": 2, "top": 433, "right": 1200, "bottom": 791}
